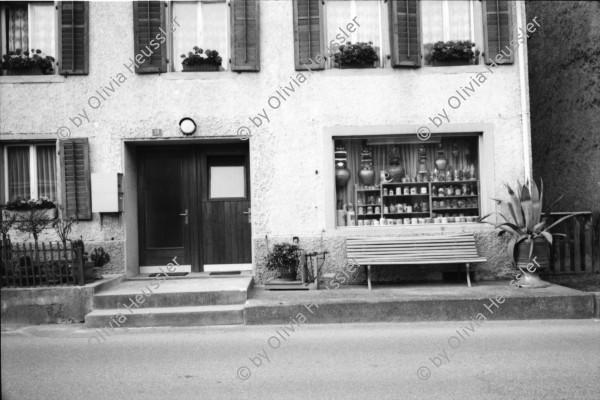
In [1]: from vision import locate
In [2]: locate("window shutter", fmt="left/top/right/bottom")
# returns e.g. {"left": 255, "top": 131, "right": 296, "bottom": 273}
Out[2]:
{"left": 389, "top": 0, "right": 421, "bottom": 68}
{"left": 60, "top": 138, "right": 91, "bottom": 220}
{"left": 293, "top": 0, "right": 324, "bottom": 71}
{"left": 132, "top": 1, "right": 167, "bottom": 74}
{"left": 58, "top": 1, "right": 89, "bottom": 75}
{"left": 482, "top": 0, "right": 514, "bottom": 64}
{"left": 231, "top": 0, "right": 260, "bottom": 72}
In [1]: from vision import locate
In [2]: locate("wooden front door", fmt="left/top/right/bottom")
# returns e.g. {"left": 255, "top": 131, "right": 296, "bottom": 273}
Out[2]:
{"left": 137, "top": 144, "right": 251, "bottom": 271}
{"left": 138, "top": 148, "right": 191, "bottom": 266}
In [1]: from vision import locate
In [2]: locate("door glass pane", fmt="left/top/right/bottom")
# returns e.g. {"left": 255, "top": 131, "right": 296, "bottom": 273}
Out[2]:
{"left": 7, "top": 146, "right": 30, "bottom": 201}
{"left": 210, "top": 166, "right": 245, "bottom": 199}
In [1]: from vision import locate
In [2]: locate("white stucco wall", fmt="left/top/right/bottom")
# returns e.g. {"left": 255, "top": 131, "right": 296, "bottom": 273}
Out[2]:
{"left": 0, "top": 1, "right": 532, "bottom": 280}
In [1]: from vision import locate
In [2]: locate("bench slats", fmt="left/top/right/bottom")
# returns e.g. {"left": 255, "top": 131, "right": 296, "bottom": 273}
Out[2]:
{"left": 346, "top": 234, "right": 486, "bottom": 289}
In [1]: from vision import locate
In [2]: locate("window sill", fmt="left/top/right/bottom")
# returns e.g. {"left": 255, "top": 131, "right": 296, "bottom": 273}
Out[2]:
{"left": 329, "top": 223, "right": 493, "bottom": 237}
{"left": 319, "top": 64, "right": 495, "bottom": 77}
{"left": 161, "top": 71, "right": 234, "bottom": 81}
{"left": 0, "top": 74, "right": 65, "bottom": 84}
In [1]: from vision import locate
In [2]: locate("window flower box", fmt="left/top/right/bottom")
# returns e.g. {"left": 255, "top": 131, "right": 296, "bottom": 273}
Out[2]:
{"left": 1, "top": 49, "right": 55, "bottom": 75}
{"left": 334, "top": 42, "right": 379, "bottom": 70}
{"left": 2, "top": 207, "right": 57, "bottom": 220}
{"left": 430, "top": 41, "right": 477, "bottom": 67}
{"left": 181, "top": 46, "right": 223, "bottom": 72}
{"left": 3, "top": 198, "right": 58, "bottom": 220}
{"left": 183, "top": 64, "right": 221, "bottom": 72}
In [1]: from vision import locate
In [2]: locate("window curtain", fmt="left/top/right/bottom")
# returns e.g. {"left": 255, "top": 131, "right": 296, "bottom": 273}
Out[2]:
{"left": 7, "top": 146, "right": 30, "bottom": 201}
{"left": 36, "top": 146, "right": 57, "bottom": 201}
{"left": 7, "top": 5, "right": 28, "bottom": 51}
{"left": 172, "top": 1, "right": 228, "bottom": 72}
{"left": 29, "top": 3, "right": 56, "bottom": 56}
{"left": 326, "top": 0, "right": 381, "bottom": 67}
{"left": 421, "top": 0, "right": 473, "bottom": 44}
{"left": 335, "top": 139, "right": 477, "bottom": 210}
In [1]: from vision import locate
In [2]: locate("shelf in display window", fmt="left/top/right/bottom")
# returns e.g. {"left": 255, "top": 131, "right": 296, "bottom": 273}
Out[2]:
{"left": 434, "top": 207, "right": 479, "bottom": 211}
{"left": 431, "top": 195, "right": 478, "bottom": 199}
{"left": 384, "top": 212, "right": 430, "bottom": 216}
{"left": 384, "top": 194, "right": 429, "bottom": 197}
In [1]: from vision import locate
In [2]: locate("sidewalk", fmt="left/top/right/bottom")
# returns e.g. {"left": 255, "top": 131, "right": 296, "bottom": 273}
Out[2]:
{"left": 245, "top": 281, "right": 596, "bottom": 325}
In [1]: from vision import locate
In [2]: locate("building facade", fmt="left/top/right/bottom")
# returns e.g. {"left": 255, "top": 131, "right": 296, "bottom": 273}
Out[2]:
{"left": 1, "top": 0, "right": 535, "bottom": 284}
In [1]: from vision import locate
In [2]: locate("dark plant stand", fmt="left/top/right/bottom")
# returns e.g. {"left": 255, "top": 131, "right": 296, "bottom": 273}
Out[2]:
{"left": 433, "top": 59, "right": 472, "bottom": 67}
{"left": 7, "top": 67, "right": 44, "bottom": 75}
{"left": 183, "top": 64, "right": 221, "bottom": 72}
{"left": 338, "top": 63, "right": 376, "bottom": 69}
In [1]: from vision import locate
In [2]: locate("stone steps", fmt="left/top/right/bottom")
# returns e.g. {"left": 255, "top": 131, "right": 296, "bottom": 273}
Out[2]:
{"left": 85, "top": 277, "right": 252, "bottom": 328}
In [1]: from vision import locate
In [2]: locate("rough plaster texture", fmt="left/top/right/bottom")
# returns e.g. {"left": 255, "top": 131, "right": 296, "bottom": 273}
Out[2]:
{"left": 526, "top": 1, "right": 600, "bottom": 213}
{"left": 1, "top": 286, "right": 94, "bottom": 324}
{"left": 1, "top": 1, "right": 530, "bottom": 279}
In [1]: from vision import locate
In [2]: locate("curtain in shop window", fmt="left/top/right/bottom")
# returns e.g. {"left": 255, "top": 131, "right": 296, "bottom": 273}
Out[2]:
{"left": 326, "top": 0, "right": 381, "bottom": 66}
{"left": 36, "top": 146, "right": 57, "bottom": 201}
{"left": 335, "top": 139, "right": 475, "bottom": 208}
{"left": 7, "top": 146, "right": 30, "bottom": 201}
{"left": 7, "top": 5, "right": 28, "bottom": 51}
{"left": 172, "top": 1, "right": 228, "bottom": 72}
{"left": 29, "top": 3, "right": 56, "bottom": 56}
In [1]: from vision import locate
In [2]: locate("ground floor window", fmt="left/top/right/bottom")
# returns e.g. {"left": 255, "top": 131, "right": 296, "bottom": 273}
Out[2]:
{"left": 4, "top": 144, "right": 56, "bottom": 202}
{"left": 334, "top": 134, "right": 480, "bottom": 227}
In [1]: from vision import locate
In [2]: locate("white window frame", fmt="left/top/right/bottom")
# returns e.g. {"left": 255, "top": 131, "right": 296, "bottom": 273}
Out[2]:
{"left": 3, "top": 144, "right": 57, "bottom": 201}
{"left": 168, "top": 0, "right": 231, "bottom": 73}
{"left": 323, "top": 0, "right": 390, "bottom": 69}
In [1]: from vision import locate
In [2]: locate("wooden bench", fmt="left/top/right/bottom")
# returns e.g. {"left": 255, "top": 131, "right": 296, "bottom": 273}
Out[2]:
{"left": 346, "top": 233, "right": 487, "bottom": 289}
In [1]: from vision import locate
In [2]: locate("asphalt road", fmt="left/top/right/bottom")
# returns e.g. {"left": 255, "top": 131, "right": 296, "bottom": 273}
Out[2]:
{"left": 2, "top": 320, "right": 599, "bottom": 400}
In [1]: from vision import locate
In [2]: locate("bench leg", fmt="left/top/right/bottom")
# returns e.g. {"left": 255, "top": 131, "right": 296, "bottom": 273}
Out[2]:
{"left": 466, "top": 263, "right": 471, "bottom": 288}
{"left": 367, "top": 265, "right": 372, "bottom": 290}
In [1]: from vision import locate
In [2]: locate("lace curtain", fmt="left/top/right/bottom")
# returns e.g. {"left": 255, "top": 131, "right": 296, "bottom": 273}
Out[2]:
{"left": 36, "top": 146, "right": 57, "bottom": 201}
{"left": 7, "top": 5, "right": 28, "bottom": 51}
{"left": 7, "top": 147, "right": 30, "bottom": 202}
{"left": 172, "top": 1, "right": 229, "bottom": 72}
{"left": 29, "top": 3, "right": 55, "bottom": 56}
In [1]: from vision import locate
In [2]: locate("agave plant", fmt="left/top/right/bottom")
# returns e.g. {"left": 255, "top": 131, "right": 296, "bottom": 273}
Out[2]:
{"left": 481, "top": 179, "right": 584, "bottom": 259}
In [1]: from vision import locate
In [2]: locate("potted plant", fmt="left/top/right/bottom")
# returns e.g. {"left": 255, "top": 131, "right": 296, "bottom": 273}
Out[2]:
{"left": 181, "top": 46, "right": 223, "bottom": 72}
{"left": 265, "top": 243, "right": 301, "bottom": 281}
{"left": 429, "top": 41, "right": 477, "bottom": 66}
{"left": 89, "top": 247, "right": 110, "bottom": 280}
{"left": 3, "top": 198, "right": 57, "bottom": 220}
{"left": 481, "top": 179, "right": 584, "bottom": 288}
{"left": 334, "top": 42, "right": 379, "bottom": 69}
{"left": 1, "top": 49, "right": 55, "bottom": 75}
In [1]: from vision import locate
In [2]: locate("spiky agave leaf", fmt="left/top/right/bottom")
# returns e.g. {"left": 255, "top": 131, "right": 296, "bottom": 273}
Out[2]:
{"left": 520, "top": 183, "right": 534, "bottom": 232}
{"left": 505, "top": 183, "right": 525, "bottom": 228}
{"left": 543, "top": 212, "right": 587, "bottom": 234}
{"left": 530, "top": 179, "right": 542, "bottom": 229}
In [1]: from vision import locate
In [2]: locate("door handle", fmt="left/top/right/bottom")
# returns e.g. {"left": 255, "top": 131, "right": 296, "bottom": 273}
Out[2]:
{"left": 243, "top": 208, "right": 251, "bottom": 223}
{"left": 179, "top": 209, "right": 188, "bottom": 225}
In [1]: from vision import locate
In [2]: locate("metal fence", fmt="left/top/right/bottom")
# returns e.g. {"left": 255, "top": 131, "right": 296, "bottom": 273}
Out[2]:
{"left": 0, "top": 239, "right": 85, "bottom": 288}
{"left": 546, "top": 212, "right": 600, "bottom": 275}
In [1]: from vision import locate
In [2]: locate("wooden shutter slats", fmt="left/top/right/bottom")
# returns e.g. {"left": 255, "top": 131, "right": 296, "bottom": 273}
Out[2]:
{"left": 132, "top": 1, "right": 167, "bottom": 74}
{"left": 389, "top": 0, "right": 421, "bottom": 68}
{"left": 483, "top": 0, "right": 514, "bottom": 65}
{"left": 231, "top": 0, "right": 260, "bottom": 72}
{"left": 60, "top": 139, "right": 91, "bottom": 220}
{"left": 58, "top": 1, "right": 89, "bottom": 75}
{"left": 293, "top": 0, "right": 324, "bottom": 71}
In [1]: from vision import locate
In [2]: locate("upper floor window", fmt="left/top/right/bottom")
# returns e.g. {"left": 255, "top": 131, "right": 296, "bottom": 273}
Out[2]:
{"left": 325, "top": 0, "right": 386, "bottom": 68}
{"left": 171, "top": 0, "right": 229, "bottom": 72}
{"left": 0, "top": 2, "right": 57, "bottom": 75}
{"left": 294, "top": 0, "right": 513, "bottom": 70}
{"left": 421, "top": 0, "right": 484, "bottom": 66}
{"left": 4, "top": 144, "right": 57, "bottom": 202}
